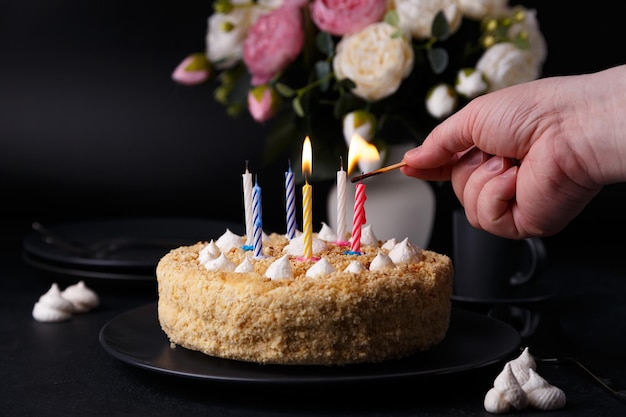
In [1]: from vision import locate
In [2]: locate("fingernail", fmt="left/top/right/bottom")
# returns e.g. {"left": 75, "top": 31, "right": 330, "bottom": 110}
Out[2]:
{"left": 485, "top": 156, "right": 504, "bottom": 171}
{"left": 466, "top": 148, "right": 484, "bottom": 166}
{"left": 405, "top": 146, "right": 421, "bottom": 158}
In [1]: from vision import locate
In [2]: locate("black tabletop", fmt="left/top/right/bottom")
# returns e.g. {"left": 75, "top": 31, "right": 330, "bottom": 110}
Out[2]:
{"left": 2, "top": 225, "right": 626, "bottom": 417}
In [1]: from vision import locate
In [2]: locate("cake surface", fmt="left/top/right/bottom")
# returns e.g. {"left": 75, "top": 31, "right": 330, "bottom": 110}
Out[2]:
{"left": 157, "top": 230, "right": 453, "bottom": 366}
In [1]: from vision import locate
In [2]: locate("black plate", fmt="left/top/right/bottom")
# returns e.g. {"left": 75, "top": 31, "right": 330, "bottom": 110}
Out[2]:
{"left": 99, "top": 303, "right": 521, "bottom": 383}
{"left": 22, "top": 218, "right": 244, "bottom": 273}
{"left": 451, "top": 282, "right": 556, "bottom": 304}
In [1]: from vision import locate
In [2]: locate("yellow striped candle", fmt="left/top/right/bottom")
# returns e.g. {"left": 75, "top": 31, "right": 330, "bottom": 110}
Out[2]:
{"left": 301, "top": 136, "right": 313, "bottom": 259}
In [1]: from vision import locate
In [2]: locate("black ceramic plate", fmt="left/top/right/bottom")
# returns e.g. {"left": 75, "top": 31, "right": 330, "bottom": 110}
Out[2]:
{"left": 451, "top": 282, "right": 556, "bottom": 304}
{"left": 99, "top": 303, "right": 521, "bottom": 383}
{"left": 22, "top": 218, "right": 244, "bottom": 273}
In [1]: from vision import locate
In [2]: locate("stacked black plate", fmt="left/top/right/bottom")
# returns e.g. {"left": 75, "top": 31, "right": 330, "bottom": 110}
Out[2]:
{"left": 22, "top": 217, "right": 244, "bottom": 283}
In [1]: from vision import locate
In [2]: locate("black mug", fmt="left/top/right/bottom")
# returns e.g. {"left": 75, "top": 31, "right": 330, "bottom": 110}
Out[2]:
{"left": 452, "top": 209, "right": 547, "bottom": 301}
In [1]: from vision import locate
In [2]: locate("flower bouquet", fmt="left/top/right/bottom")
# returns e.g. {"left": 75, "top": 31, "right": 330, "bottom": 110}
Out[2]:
{"left": 173, "top": 0, "right": 547, "bottom": 180}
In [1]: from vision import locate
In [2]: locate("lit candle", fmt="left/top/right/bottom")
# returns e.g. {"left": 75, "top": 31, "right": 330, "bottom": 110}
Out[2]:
{"left": 347, "top": 133, "right": 380, "bottom": 254}
{"left": 252, "top": 176, "right": 263, "bottom": 258}
{"left": 351, "top": 181, "right": 366, "bottom": 253}
{"left": 302, "top": 136, "right": 313, "bottom": 259}
{"left": 285, "top": 161, "right": 297, "bottom": 240}
{"left": 242, "top": 161, "right": 254, "bottom": 247}
{"left": 336, "top": 157, "right": 347, "bottom": 244}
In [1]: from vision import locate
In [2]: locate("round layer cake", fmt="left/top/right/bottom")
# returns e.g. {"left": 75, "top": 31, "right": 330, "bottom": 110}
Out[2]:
{"left": 156, "top": 228, "right": 453, "bottom": 365}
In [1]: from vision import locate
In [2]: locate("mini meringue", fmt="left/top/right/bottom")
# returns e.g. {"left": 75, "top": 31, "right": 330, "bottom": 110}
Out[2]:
{"left": 283, "top": 235, "right": 328, "bottom": 256}
{"left": 484, "top": 347, "right": 566, "bottom": 413}
{"left": 61, "top": 280, "right": 99, "bottom": 313}
{"left": 388, "top": 238, "right": 423, "bottom": 265}
{"left": 234, "top": 256, "right": 254, "bottom": 273}
{"left": 202, "top": 252, "right": 236, "bottom": 272}
{"left": 264, "top": 254, "right": 293, "bottom": 280}
{"left": 359, "top": 224, "right": 379, "bottom": 247}
{"left": 369, "top": 251, "right": 395, "bottom": 271}
{"left": 317, "top": 222, "right": 337, "bottom": 242}
{"left": 198, "top": 240, "right": 221, "bottom": 264}
{"left": 344, "top": 260, "right": 367, "bottom": 273}
{"left": 215, "top": 229, "right": 245, "bottom": 251}
{"left": 32, "top": 283, "right": 75, "bottom": 322}
{"left": 306, "top": 257, "right": 336, "bottom": 278}
{"left": 523, "top": 368, "right": 566, "bottom": 410}
{"left": 509, "top": 346, "right": 537, "bottom": 385}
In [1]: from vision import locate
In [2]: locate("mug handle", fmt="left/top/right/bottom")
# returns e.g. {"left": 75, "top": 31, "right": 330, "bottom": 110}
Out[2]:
{"left": 509, "top": 237, "right": 547, "bottom": 286}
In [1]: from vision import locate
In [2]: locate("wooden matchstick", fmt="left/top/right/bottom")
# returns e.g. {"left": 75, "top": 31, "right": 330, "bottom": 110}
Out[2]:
{"left": 350, "top": 161, "right": 407, "bottom": 183}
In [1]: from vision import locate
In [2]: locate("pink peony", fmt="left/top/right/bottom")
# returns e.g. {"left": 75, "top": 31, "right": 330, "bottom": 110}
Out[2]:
{"left": 310, "top": 0, "right": 387, "bottom": 36}
{"left": 248, "top": 85, "right": 282, "bottom": 122}
{"left": 243, "top": 5, "right": 305, "bottom": 86}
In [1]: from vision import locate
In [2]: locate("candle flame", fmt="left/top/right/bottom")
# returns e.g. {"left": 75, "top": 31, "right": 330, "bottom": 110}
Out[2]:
{"left": 347, "top": 133, "right": 380, "bottom": 175}
{"left": 302, "top": 136, "right": 312, "bottom": 179}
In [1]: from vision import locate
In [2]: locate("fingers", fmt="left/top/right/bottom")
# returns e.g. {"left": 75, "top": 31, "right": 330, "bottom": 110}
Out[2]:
{"left": 452, "top": 149, "right": 522, "bottom": 238}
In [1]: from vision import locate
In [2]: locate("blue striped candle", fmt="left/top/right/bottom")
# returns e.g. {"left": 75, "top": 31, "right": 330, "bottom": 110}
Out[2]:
{"left": 285, "top": 162, "right": 296, "bottom": 240}
{"left": 252, "top": 177, "right": 263, "bottom": 258}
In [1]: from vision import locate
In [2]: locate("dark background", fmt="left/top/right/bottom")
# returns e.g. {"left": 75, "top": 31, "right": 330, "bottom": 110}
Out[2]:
{"left": 2, "top": 0, "right": 625, "bottom": 257}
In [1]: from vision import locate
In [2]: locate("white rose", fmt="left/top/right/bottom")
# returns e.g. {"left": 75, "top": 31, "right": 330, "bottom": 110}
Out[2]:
{"left": 457, "top": 0, "right": 508, "bottom": 20}
{"left": 426, "top": 83, "right": 457, "bottom": 119}
{"left": 333, "top": 22, "right": 414, "bottom": 102}
{"left": 206, "top": 9, "right": 254, "bottom": 69}
{"left": 206, "top": 1, "right": 281, "bottom": 69}
{"left": 394, "top": 0, "right": 463, "bottom": 40}
{"left": 507, "top": 8, "right": 547, "bottom": 69}
{"left": 476, "top": 42, "right": 538, "bottom": 92}
{"left": 455, "top": 68, "right": 487, "bottom": 98}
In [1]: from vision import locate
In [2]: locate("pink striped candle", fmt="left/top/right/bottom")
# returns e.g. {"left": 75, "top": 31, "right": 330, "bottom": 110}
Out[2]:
{"left": 350, "top": 182, "right": 366, "bottom": 253}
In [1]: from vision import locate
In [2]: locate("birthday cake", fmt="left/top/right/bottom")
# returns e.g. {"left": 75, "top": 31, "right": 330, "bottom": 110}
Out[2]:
{"left": 156, "top": 224, "right": 453, "bottom": 365}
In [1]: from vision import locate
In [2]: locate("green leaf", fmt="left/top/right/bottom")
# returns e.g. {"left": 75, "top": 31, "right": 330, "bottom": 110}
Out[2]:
{"left": 314, "top": 61, "right": 331, "bottom": 91}
{"left": 428, "top": 47, "right": 449, "bottom": 74}
{"left": 334, "top": 78, "right": 356, "bottom": 91}
{"left": 315, "top": 32, "right": 334, "bottom": 57}
{"left": 333, "top": 93, "right": 361, "bottom": 118}
{"left": 384, "top": 10, "right": 400, "bottom": 27}
{"left": 293, "top": 96, "right": 304, "bottom": 117}
{"left": 431, "top": 11, "right": 450, "bottom": 40}
{"left": 275, "top": 82, "right": 296, "bottom": 98}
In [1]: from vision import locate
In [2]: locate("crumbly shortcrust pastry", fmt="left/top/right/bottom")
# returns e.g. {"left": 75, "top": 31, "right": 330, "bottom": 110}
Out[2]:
{"left": 157, "top": 233, "right": 453, "bottom": 365}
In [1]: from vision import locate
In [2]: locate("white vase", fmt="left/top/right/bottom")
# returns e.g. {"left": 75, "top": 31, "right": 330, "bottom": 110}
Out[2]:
{"left": 326, "top": 144, "right": 436, "bottom": 249}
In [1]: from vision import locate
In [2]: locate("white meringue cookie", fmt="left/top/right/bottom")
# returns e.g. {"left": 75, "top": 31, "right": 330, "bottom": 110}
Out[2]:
{"left": 264, "top": 254, "right": 294, "bottom": 280}
{"left": 359, "top": 224, "right": 379, "bottom": 247}
{"left": 306, "top": 257, "right": 336, "bottom": 278}
{"left": 369, "top": 251, "right": 395, "bottom": 271}
{"left": 216, "top": 229, "right": 245, "bottom": 251}
{"left": 317, "top": 222, "right": 337, "bottom": 242}
{"left": 493, "top": 362, "right": 529, "bottom": 410}
{"left": 61, "top": 280, "right": 99, "bottom": 313}
{"left": 522, "top": 368, "right": 566, "bottom": 410}
{"left": 381, "top": 238, "right": 398, "bottom": 251}
{"left": 202, "top": 252, "right": 236, "bottom": 272}
{"left": 32, "top": 283, "right": 74, "bottom": 322}
{"left": 509, "top": 346, "right": 537, "bottom": 385}
{"left": 484, "top": 387, "right": 511, "bottom": 414}
{"left": 234, "top": 256, "right": 254, "bottom": 273}
{"left": 283, "top": 235, "right": 328, "bottom": 256}
{"left": 344, "top": 260, "right": 367, "bottom": 273}
{"left": 198, "top": 240, "right": 221, "bottom": 264}
{"left": 388, "top": 238, "right": 423, "bottom": 265}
